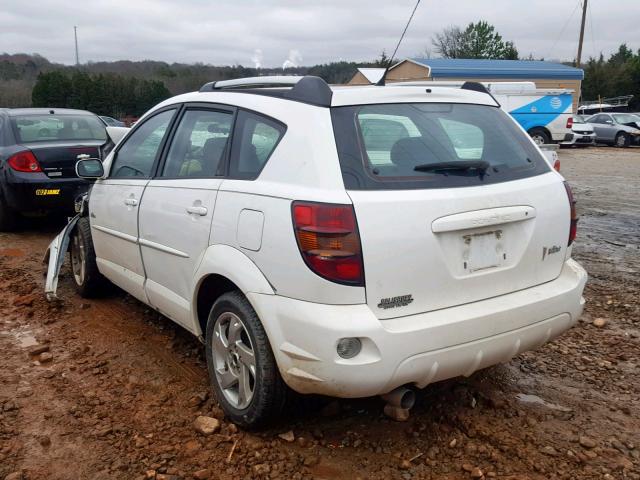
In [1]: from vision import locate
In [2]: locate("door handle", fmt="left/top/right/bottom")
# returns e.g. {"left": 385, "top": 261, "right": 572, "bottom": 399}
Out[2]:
{"left": 186, "top": 206, "right": 208, "bottom": 216}
{"left": 124, "top": 198, "right": 138, "bottom": 207}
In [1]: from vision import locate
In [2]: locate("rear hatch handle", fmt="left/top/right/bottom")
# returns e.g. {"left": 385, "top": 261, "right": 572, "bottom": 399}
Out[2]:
{"left": 432, "top": 206, "right": 536, "bottom": 233}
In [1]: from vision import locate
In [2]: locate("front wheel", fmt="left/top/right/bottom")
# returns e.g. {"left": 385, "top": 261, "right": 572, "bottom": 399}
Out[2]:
{"left": 615, "top": 132, "right": 630, "bottom": 148}
{"left": 70, "top": 217, "right": 109, "bottom": 297}
{"left": 205, "top": 291, "right": 286, "bottom": 428}
{"left": 528, "top": 128, "right": 551, "bottom": 146}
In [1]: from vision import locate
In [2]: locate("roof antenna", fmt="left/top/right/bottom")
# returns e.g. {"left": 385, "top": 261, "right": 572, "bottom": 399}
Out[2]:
{"left": 376, "top": 0, "right": 422, "bottom": 86}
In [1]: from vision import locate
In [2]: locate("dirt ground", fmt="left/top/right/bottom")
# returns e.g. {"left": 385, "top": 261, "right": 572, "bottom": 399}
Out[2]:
{"left": 1, "top": 147, "right": 639, "bottom": 480}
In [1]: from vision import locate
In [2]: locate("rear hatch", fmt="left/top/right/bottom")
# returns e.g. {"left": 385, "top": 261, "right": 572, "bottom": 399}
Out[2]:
{"left": 331, "top": 102, "right": 570, "bottom": 319}
{"left": 10, "top": 112, "right": 107, "bottom": 179}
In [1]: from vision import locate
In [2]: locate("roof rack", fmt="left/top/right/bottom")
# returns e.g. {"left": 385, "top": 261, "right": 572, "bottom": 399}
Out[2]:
{"left": 198, "top": 75, "right": 333, "bottom": 107}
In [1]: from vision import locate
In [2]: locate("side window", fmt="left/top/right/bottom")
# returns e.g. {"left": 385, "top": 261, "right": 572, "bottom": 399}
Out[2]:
{"left": 162, "top": 109, "right": 233, "bottom": 178}
{"left": 110, "top": 109, "right": 175, "bottom": 178}
{"left": 603, "top": 115, "right": 614, "bottom": 124}
{"left": 228, "top": 111, "right": 285, "bottom": 180}
{"left": 438, "top": 119, "right": 484, "bottom": 160}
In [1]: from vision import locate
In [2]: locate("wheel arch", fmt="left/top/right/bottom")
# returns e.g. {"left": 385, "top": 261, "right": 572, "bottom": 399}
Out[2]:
{"left": 191, "top": 244, "right": 275, "bottom": 337}
{"left": 527, "top": 125, "right": 552, "bottom": 141}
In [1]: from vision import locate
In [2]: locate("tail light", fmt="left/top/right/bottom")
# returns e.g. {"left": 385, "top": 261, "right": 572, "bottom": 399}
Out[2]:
{"left": 563, "top": 181, "right": 578, "bottom": 246}
{"left": 566, "top": 117, "right": 573, "bottom": 129}
{"left": 553, "top": 158, "right": 561, "bottom": 171}
{"left": 292, "top": 201, "right": 364, "bottom": 286}
{"left": 7, "top": 151, "right": 42, "bottom": 173}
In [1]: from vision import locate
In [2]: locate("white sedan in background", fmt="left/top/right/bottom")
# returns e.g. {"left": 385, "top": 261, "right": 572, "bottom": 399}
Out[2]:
{"left": 561, "top": 115, "right": 596, "bottom": 147}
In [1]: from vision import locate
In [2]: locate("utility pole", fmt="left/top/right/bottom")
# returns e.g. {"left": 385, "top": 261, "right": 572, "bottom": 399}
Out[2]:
{"left": 576, "top": 0, "right": 587, "bottom": 67}
{"left": 74, "top": 26, "right": 79, "bottom": 66}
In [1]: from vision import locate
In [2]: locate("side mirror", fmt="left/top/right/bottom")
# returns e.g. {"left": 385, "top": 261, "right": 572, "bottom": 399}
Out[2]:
{"left": 75, "top": 158, "right": 104, "bottom": 179}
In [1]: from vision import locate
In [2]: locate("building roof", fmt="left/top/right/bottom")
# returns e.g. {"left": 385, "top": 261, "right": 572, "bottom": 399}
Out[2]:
{"left": 400, "top": 58, "right": 584, "bottom": 80}
{"left": 356, "top": 68, "right": 386, "bottom": 84}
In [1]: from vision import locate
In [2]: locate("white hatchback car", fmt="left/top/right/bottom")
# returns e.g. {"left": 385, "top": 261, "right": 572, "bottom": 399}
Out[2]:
{"left": 47, "top": 76, "right": 587, "bottom": 427}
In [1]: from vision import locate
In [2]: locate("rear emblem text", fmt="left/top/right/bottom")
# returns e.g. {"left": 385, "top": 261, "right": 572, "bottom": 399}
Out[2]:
{"left": 542, "top": 245, "right": 561, "bottom": 260}
{"left": 377, "top": 294, "right": 414, "bottom": 310}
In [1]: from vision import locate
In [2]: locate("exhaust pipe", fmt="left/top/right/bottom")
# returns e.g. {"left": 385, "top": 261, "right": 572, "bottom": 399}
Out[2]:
{"left": 381, "top": 386, "right": 416, "bottom": 410}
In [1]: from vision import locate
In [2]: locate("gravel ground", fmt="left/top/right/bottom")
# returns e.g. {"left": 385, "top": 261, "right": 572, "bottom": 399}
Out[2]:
{"left": 0, "top": 146, "right": 639, "bottom": 480}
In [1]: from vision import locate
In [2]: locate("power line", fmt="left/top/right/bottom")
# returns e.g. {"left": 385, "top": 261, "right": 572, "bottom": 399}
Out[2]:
{"left": 388, "top": 0, "right": 421, "bottom": 67}
{"left": 546, "top": 0, "right": 581, "bottom": 60}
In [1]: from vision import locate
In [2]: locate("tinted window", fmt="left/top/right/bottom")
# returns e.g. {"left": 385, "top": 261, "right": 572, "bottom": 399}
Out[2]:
{"left": 162, "top": 109, "right": 233, "bottom": 178}
{"left": 228, "top": 111, "right": 285, "bottom": 179}
{"left": 110, "top": 109, "right": 174, "bottom": 178}
{"left": 11, "top": 114, "right": 107, "bottom": 143}
{"left": 332, "top": 103, "right": 550, "bottom": 190}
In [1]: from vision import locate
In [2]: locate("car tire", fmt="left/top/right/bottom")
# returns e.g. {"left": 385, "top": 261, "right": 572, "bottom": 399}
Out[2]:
{"left": 528, "top": 128, "right": 551, "bottom": 146}
{"left": 70, "top": 216, "right": 109, "bottom": 297}
{"left": 615, "top": 132, "right": 630, "bottom": 148}
{"left": 205, "top": 291, "right": 287, "bottom": 429}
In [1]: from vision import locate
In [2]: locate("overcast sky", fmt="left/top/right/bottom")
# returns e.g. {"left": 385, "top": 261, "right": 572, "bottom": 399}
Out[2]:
{"left": 2, "top": 0, "right": 639, "bottom": 67}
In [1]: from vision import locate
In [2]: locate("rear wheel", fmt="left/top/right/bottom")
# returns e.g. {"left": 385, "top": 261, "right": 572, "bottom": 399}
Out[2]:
{"left": 528, "top": 128, "right": 551, "bottom": 146}
{"left": 205, "top": 291, "right": 286, "bottom": 428}
{"left": 615, "top": 132, "right": 630, "bottom": 148}
{"left": 70, "top": 217, "right": 108, "bottom": 297}
{"left": 0, "top": 196, "right": 18, "bottom": 232}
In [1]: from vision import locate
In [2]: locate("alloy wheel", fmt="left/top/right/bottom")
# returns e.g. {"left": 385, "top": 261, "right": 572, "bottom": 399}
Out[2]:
{"left": 211, "top": 312, "right": 256, "bottom": 409}
{"left": 71, "top": 232, "right": 86, "bottom": 286}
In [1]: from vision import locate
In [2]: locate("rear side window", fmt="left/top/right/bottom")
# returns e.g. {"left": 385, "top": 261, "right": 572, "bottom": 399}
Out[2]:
{"left": 162, "top": 109, "right": 233, "bottom": 178}
{"left": 11, "top": 114, "right": 107, "bottom": 143}
{"left": 110, "top": 109, "right": 175, "bottom": 178}
{"left": 228, "top": 110, "right": 285, "bottom": 180}
{"left": 332, "top": 103, "right": 551, "bottom": 190}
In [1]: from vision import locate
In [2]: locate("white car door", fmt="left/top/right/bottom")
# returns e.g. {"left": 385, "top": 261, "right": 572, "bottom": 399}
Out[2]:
{"left": 138, "top": 106, "right": 235, "bottom": 330}
{"left": 90, "top": 108, "right": 177, "bottom": 303}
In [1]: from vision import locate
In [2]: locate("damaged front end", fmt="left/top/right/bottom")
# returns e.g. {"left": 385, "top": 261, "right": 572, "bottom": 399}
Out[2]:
{"left": 44, "top": 194, "right": 88, "bottom": 300}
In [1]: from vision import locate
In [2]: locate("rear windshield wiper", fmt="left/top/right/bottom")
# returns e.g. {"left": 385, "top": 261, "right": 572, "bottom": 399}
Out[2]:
{"left": 414, "top": 160, "right": 490, "bottom": 173}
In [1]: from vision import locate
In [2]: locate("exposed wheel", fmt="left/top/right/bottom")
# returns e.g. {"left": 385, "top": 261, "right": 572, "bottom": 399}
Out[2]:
{"left": 529, "top": 128, "right": 551, "bottom": 146}
{"left": 205, "top": 291, "right": 286, "bottom": 428}
{"left": 0, "top": 196, "right": 18, "bottom": 232}
{"left": 615, "top": 132, "right": 630, "bottom": 148}
{"left": 70, "top": 216, "right": 109, "bottom": 297}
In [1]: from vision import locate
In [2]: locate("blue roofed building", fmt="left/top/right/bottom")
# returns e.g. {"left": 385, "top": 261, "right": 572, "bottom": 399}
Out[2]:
{"left": 349, "top": 58, "right": 584, "bottom": 111}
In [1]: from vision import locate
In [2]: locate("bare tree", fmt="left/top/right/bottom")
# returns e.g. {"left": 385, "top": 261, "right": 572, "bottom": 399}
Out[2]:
{"left": 431, "top": 21, "right": 519, "bottom": 60}
{"left": 432, "top": 25, "right": 465, "bottom": 59}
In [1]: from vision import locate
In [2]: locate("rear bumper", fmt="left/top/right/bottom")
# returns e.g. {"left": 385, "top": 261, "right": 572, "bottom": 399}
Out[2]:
{"left": 562, "top": 132, "right": 596, "bottom": 145}
{"left": 551, "top": 132, "right": 573, "bottom": 142}
{"left": 249, "top": 259, "right": 587, "bottom": 398}
{"left": 1, "top": 170, "right": 89, "bottom": 213}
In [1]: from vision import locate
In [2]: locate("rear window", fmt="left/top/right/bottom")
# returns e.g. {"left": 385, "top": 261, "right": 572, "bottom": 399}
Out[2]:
{"left": 11, "top": 114, "right": 107, "bottom": 143}
{"left": 331, "top": 103, "right": 551, "bottom": 190}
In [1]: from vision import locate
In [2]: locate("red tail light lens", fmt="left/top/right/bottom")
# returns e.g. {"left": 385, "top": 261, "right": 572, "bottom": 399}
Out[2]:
{"left": 563, "top": 181, "right": 578, "bottom": 246}
{"left": 553, "top": 158, "right": 561, "bottom": 171}
{"left": 292, "top": 201, "right": 364, "bottom": 286}
{"left": 566, "top": 117, "right": 573, "bottom": 129}
{"left": 7, "top": 151, "right": 42, "bottom": 172}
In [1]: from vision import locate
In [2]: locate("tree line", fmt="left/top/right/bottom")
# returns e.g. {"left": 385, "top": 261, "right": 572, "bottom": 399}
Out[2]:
{"left": 1, "top": 20, "right": 638, "bottom": 115}
{"left": 581, "top": 44, "right": 640, "bottom": 109}
{"left": 31, "top": 70, "right": 171, "bottom": 118}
